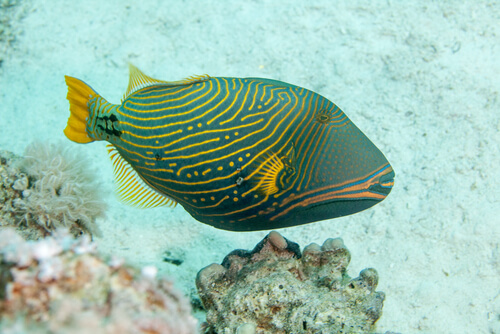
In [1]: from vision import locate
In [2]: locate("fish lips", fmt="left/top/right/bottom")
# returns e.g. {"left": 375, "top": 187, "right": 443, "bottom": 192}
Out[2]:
{"left": 369, "top": 167, "right": 395, "bottom": 196}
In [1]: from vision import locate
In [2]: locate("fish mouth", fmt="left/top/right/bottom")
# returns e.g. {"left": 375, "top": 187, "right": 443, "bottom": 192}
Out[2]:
{"left": 369, "top": 167, "right": 395, "bottom": 197}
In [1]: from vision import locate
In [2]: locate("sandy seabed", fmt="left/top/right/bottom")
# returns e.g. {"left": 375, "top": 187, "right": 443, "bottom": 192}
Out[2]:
{"left": 1, "top": 1, "right": 499, "bottom": 333}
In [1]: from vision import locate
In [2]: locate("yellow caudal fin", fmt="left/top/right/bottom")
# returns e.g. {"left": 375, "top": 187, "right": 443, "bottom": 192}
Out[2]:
{"left": 64, "top": 76, "right": 97, "bottom": 143}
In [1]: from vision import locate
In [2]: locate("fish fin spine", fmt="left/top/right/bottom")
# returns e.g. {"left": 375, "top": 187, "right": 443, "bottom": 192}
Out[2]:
{"left": 107, "top": 145, "right": 177, "bottom": 208}
{"left": 251, "top": 151, "right": 284, "bottom": 196}
{"left": 250, "top": 142, "right": 297, "bottom": 196}
{"left": 123, "top": 64, "right": 210, "bottom": 101}
{"left": 64, "top": 75, "right": 97, "bottom": 144}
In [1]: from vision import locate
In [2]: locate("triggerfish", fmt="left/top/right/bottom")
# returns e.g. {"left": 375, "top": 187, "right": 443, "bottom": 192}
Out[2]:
{"left": 64, "top": 65, "right": 394, "bottom": 231}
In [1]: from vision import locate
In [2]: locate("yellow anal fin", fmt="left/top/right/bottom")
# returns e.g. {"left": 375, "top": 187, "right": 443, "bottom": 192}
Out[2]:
{"left": 107, "top": 145, "right": 177, "bottom": 208}
{"left": 123, "top": 64, "right": 210, "bottom": 101}
{"left": 64, "top": 76, "right": 97, "bottom": 144}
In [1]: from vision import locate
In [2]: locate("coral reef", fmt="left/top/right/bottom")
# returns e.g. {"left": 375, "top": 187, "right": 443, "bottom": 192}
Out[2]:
{"left": 196, "top": 231, "right": 385, "bottom": 334}
{"left": 0, "top": 142, "right": 106, "bottom": 239}
{"left": 0, "top": 228, "right": 198, "bottom": 334}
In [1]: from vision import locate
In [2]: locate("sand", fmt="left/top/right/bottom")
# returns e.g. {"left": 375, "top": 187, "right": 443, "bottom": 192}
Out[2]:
{"left": 1, "top": 1, "right": 499, "bottom": 333}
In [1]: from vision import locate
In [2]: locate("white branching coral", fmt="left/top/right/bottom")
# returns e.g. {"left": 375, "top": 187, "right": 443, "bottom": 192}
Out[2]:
{"left": 0, "top": 142, "right": 106, "bottom": 239}
{"left": 19, "top": 142, "right": 106, "bottom": 236}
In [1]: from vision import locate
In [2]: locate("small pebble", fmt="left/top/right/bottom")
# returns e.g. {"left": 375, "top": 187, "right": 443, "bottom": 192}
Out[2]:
{"left": 141, "top": 265, "right": 158, "bottom": 279}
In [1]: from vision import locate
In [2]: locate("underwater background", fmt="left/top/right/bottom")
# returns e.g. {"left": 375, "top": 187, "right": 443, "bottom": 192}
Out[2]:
{"left": 0, "top": 0, "right": 499, "bottom": 333}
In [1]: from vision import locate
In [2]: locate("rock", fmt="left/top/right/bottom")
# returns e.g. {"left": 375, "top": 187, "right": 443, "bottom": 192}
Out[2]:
{"left": 196, "top": 231, "right": 385, "bottom": 334}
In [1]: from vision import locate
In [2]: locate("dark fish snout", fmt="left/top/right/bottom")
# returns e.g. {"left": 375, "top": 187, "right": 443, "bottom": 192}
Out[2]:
{"left": 370, "top": 167, "right": 395, "bottom": 196}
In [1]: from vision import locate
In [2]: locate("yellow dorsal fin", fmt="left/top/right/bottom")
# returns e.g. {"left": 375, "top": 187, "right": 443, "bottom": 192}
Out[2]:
{"left": 123, "top": 64, "right": 211, "bottom": 101}
{"left": 179, "top": 74, "right": 212, "bottom": 85}
{"left": 124, "top": 64, "right": 168, "bottom": 99}
{"left": 107, "top": 145, "right": 177, "bottom": 208}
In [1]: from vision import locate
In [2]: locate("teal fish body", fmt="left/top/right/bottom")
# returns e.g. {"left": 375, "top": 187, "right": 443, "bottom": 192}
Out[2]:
{"left": 64, "top": 66, "right": 394, "bottom": 231}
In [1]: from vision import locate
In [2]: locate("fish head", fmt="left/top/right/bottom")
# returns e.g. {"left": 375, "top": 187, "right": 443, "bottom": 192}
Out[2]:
{"left": 238, "top": 121, "right": 395, "bottom": 231}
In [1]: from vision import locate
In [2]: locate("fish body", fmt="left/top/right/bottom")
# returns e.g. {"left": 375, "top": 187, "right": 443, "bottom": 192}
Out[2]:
{"left": 64, "top": 65, "right": 394, "bottom": 231}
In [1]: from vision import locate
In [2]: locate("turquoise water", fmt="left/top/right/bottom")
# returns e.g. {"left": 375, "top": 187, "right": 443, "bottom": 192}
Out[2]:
{"left": 1, "top": 1, "right": 499, "bottom": 333}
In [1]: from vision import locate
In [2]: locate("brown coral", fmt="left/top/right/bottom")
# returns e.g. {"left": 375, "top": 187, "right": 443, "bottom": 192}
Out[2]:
{"left": 196, "top": 231, "right": 385, "bottom": 334}
{"left": 0, "top": 228, "right": 197, "bottom": 334}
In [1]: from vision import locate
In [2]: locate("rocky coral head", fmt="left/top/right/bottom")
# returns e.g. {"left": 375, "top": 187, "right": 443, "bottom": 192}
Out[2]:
{"left": 196, "top": 231, "right": 385, "bottom": 334}
{"left": 221, "top": 231, "right": 301, "bottom": 273}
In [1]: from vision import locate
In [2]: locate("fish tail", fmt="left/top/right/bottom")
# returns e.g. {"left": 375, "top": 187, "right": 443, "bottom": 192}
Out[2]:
{"left": 64, "top": 76, "right": 98, "bottom": 143}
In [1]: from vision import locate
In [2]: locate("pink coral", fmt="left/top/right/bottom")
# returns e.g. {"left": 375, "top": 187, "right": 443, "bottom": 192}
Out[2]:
{"left": 0, "top": 228, "right": 197, "bottom": 334}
